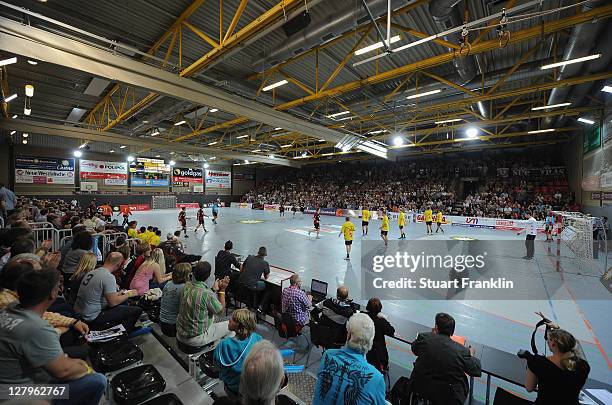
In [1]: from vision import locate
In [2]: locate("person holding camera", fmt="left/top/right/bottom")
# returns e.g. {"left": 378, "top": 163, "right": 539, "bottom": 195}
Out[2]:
{"left": 525, "top": 328, "right": 590, "bottom": 404}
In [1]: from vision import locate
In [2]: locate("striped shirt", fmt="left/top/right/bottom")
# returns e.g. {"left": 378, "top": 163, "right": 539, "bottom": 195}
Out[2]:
{"left": 176, "top": 280, "right": 222, "bottom": 339}
{"left": 281, "top": 286, "right": 310, "bottom": 326}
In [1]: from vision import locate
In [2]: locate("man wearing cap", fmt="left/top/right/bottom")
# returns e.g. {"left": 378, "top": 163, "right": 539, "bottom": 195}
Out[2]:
{"left": 239, "top": 247, "right": 270, "bottom": 314}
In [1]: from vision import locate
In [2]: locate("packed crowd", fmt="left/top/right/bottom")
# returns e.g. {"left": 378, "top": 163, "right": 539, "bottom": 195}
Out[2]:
{"left": 0, "top": 188, "right": 592, "bottom": 405}
{"left": 243, "top": 153, "right": 577, "bottom": 220}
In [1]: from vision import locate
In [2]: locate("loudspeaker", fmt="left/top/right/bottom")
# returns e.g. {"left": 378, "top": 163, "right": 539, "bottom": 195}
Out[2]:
{"left": 282, "top": 11, "right": 311, "bottom": 37}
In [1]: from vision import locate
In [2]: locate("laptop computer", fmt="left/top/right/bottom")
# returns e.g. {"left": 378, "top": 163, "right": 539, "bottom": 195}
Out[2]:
{"left": 310, "top": 279, "right": 328, "bottom": 304}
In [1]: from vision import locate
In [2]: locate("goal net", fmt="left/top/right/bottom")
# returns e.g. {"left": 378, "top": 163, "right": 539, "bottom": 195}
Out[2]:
{"left": 552, "top": 211, "right": 607, "bottom": 275}
{"left": 152, "top": 195, "right": 177, "bottom": 210}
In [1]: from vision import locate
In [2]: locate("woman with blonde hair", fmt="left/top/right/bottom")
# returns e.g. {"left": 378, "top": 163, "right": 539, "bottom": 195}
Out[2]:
{"left": 160, "top": 262, "right": 191, "bottom": 337}
{"left": 129, "top": 248, "right": 171, "bottom": 295}
{"left": 213, "top": 308, "right": 263, "bottom": 399}
{"left": 525, "top": 328, "right": 590, "bottom": 404}
{"left": 67, "top": 252, "right": 97, "bottom": 306}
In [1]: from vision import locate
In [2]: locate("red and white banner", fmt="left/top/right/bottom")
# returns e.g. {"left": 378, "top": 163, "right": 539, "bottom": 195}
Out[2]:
{"left": 176, "top": 203, "right": 200, "bottom": 209}
{"left": 80, "top": 160, "right": 128, "bottom": 185}
{"left": 119, "top": 204, "right": 151, "bottom": 212}
{"left": 415, "top": 213, "right": 450, "bottom": 225}
{"left": 264, "top": 204, "right": 279, "bottom": 211}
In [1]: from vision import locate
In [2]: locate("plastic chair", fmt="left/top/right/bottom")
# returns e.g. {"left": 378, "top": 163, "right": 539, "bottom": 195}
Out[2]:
{"left": 273, "top": 312, "right": 310, "bottom": 365}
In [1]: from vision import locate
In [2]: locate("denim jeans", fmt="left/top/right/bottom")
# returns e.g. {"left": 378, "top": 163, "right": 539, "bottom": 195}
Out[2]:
{"left": 52, "top": 372, "right": 107, "bottom": 405}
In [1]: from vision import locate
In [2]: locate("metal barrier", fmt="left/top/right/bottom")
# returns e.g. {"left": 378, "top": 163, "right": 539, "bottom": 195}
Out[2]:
{"left": 0, "top": 216, "right": 4, "bottom": 229}
{"left": 28, "top": 222, "right": 57, "bottom": 250}
{"left": 94, "top": 232, "right": 128, "bottom": 258}
{"left": 126, "top": 238, "right": 140, "bottom": 256}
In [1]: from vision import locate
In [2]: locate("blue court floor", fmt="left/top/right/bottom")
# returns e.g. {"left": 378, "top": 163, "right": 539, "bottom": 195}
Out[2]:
{"left": 129, "top": 207, "right": 612, "bottom": 390}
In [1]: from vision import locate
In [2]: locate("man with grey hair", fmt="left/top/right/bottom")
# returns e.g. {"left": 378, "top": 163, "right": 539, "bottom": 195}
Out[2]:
{"left": 281, "top": 274, "right": 311, "bottom": 331}
{"left": 313, "top": 313, "right": 386, "bottom": 405}
{"left": 239, "top": 340, "right": 286, "bottom": 405}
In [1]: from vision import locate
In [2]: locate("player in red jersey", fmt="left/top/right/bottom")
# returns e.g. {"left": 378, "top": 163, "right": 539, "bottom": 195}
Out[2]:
{"left": 194, "top": 204, "right": 209, "bottom": 233}
{"left": 178, "top": 207, "right": 189, "bottom": 238}
{"left": 117, "top": 205, "right": 132, "bottom": 228}
{"left": 308, "top": 208, "right": 321, "bottom": 239}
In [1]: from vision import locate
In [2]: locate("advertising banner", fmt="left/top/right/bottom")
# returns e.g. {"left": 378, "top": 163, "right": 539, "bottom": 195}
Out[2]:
{"left": 173, "top": 167, "right": 203, "bottom": 186}
{"left": 591, "top": 192, "right": 612, "bottom": 201}
{"left": 264, "top": 204, "right": 279, "bottom": 211}
{"left": 131, "top": 178, "right": 169, "bottom": 187}
{"left": 176, "top": 203, "right": 200, "bottom": 208}
{"left": 129, "top": 158, "right": 170, "bottom": 174}
{"left": 234, "top": 202, "right": 252, "bottom": 209}
{"left": 119, "top": 204, "right": 151, "bottom": 212}
{"left": 205, "top": 169, "right": 231, "bottom": 189}
{"left": 80, "top": 160, "right": 128, "bottom": 185}
{"left": 15, "top": 155, "right": 75, "bottom": 184}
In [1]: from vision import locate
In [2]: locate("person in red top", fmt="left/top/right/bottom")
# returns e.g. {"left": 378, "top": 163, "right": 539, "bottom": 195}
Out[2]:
{"left": 100, "top": 202, "right": 113, "bottom": 222}
{"left": 117, "top": 205, "right": 132, "bottom": 227}
{"left": 194, "top": 204, "right": 209, "bottom": 233}
{"left": 178, "top": 207, "right": 188, "bottom": 238}
{"left": 308, "top": 208, "right": 321, "bottom": 239}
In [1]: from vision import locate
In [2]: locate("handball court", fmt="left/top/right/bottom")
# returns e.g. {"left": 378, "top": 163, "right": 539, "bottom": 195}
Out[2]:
{"left": 130, "top": 207, "right": 612, "bottom": 398}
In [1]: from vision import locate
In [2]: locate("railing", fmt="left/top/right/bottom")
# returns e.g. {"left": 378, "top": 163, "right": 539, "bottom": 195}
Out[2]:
{"left": 27, "top": 222, "right": 74, "bottom": 252}
{"left": 93, "top": 232, "right": 128, "bottom": 258}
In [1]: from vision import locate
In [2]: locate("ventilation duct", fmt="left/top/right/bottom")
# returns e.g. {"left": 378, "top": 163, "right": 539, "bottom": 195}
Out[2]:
{"left": 428, "top": 0, "right": 477, "bottom": 85}
{"left": 252, "top": 0, "right": 411, "bottom": 69}
{"left": 542, "top": 0, "right": 606, "bottom": 127}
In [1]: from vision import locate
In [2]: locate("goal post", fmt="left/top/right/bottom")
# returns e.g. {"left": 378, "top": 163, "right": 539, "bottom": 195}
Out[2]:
{"left": 152, "top": 195, "right": 177, "bottom": 210}
{"left": 551, "top": 211, "right": 608, "bottom": 275}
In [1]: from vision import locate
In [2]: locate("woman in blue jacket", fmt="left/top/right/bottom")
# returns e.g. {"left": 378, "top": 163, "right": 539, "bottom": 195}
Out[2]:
{"left": 213, "top": 308, "right": 262, "bottom": 399}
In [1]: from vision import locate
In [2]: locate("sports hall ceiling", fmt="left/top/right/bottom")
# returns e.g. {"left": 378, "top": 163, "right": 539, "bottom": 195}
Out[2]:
{"left": 0, "top": 0, "right": 611, "bottom": 166}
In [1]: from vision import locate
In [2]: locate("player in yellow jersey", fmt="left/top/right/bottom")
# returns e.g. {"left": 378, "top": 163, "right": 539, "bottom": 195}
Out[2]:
{"left": 361, "top": 208, "right": 370, "bottom": 236}
{"left": 435, "top": 209, "right": 445, "bottom": 234}
{"left": 398, "top": 208, "right": 406, "bottom": 239}
{"left": 339, "top": 216, "right": 356, "bottom": 260}
{"left": 424, "top": 207, "right": 433, "bottom": 235}
{"left": 380, "top": 209, "right": 389, "bottom": 246}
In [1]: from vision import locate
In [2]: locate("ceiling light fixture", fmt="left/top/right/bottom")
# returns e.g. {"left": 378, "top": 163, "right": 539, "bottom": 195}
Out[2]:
{"left": 204, "top": 163, "right": 210, "bottom": 168}
{"left": 109, "top": 150, "right": 115, "bottom": 153}
{"left": 78, "top": 142, "right": 87, "bottom": 148}
{"left": 268, "top": 154, "right": 275, "bottom": 159}
{"left": 531, "top": 102, "right": 571, "bottom": 111}
{"left": 150, "top": 129, "right": 160, "bottom": 136}
{"left": 23, "top": 107, "right": 31, "bottom": 116}
{"left": 406, "top": 89, "right": 441, "bottom": 100}
{"left": 326, "top": 111, "right": 350, "bottom": 118}
{"left": 319, "top": 139, "right": 326, "bottom": 142}
{"left": 301, "top": 152, "right": 307, "bottom": 157}
{"left": 527, "top": 129, "right": 556, "bottom": 134}
{"left": 540, "top": 54, "right": 601, "bottom": 70}
{"left": 22, "top": 133, "right": 28, "bottom": 138}
{"left": 169, "top": 160, "right": 176, "bottom": 166}
{"left": 209, "top": 108, "right": 219, "bottom": 113}
{"left": 0, "top": 57, "right": 17, "bottom": 67}
{"left": 274, "top": 127, "right": 282, "bottom": 130}
{"left": 73, "top": 150, "right": 83, "bottom": 158}
{"left": 174, "top": 120, "right": 186, "bottom": 126}
{"left": 127, "top": 156, "right": 135, "bottom": 162}
{"left": 252, "top": 149, "right": 262, "bottom": 153}
{"left": 11, "top": 114, "right": 17, "bottom": 119}
{"left": 208, "top": 141, "right": 218, "bottom": 146}
{"left": 25, "top": 85, "right": 34, "bottom": 97}
{"left": 355, "top": 35, "right": 401, "bottom": 56}
{"left": 465, "top": 127, "right": 479, "bottom": 139}
{"left": 262, "top": 80, "right": 288, "bottom": 92}
{"left": 236, "top": 135, "right": 249, "bottom": 139}
{"left": 4, "top": 94, "right": 17, "bottom": 102}
{"left": 322, "top": 153, "right": 334, "bottom": 156}
{"left": 368, "top": 129, "right": 389, "bottom": 134}
{"left": 10, "top": 131, "right": 16, "bottom": 135}
{"left": 27, "top": 60, "right": 38, "bottom": 65}
{"left": 119, "top": 145, "right": 126, "bottom": 149}
{"left": 577, "top": 117, "right": 595, "bottom": 125}
{"left": 280, "top": 144, "right": 292, "bottom": 148}
{"left": 601, "top": 85, "right": 612, "bottom": 94}
{"left": 435, "top": 118, "right": 462, "bottom": 124}
{"left": 22, "top": 139, "right": 27, "bottom": 144}
{"left": 393, "top": 136, "right": 404, "bottom": 146}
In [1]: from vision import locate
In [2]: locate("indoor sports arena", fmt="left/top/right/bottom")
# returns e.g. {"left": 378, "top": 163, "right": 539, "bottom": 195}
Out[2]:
{"left": 0, "top": 1, "right": 611, "bottom": 404}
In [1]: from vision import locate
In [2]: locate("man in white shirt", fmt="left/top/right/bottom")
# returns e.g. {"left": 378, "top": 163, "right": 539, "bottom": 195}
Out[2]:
{"left": 517, "top": 213, "right": 538, "bottom": 260}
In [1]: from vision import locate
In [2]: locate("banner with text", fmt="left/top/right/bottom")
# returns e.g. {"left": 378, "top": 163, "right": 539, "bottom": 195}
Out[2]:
{"left": 80, "top": 160, "right": 128, "bottom": 186}
{"left": 15, "top": 155, "right": 75, "bottom": 184}
{"left": 205, "top": 169, "right": 231, "bottom": 189}
{"left": 173, "top": 167, "right": 203, "bottom": 186}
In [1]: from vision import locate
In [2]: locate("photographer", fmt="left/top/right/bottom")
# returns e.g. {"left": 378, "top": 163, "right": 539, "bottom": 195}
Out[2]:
{"left": 524, "top": 328, "right": 590, "bottom": 404}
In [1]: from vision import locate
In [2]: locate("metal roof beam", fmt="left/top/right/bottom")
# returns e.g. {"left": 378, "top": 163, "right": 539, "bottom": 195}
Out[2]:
{"left": 0, "top": 118, "right": 300, "bottom": 167}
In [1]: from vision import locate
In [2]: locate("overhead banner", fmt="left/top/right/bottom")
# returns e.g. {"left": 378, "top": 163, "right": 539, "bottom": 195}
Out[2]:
{"left": 80, "top": 160, "right": 128, "bottom": 185}
{"left": 131, "top": 178, "right": 169, "bottom": 187}
{"left": 173, "top": 167, "right": 203, "bottom": 186}
{"left": 205, "top": 169, "right": 231, "bottom": 189}
{"left": 15, "top": 155, "right": 75, "bottom": 184}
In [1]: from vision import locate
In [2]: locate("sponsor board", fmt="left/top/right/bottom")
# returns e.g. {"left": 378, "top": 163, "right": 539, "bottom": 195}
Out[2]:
{"left": 15, "top": 168, "right": 75, "bottom": 184}
{"left": 119, "top": 204, "right": 151, "bottom": 211}
{"left": 176, "top": 203, "right": 200, "bottom": 209}
{"left": 205, "top": 169, "right": 231, "bottom": 189}
{"left": 591, "top": 192, "right": 612, "bottom": 201}
{"left": 234, "top": 202, "right": 252, "bottom": 209}
{"left": 131, "top": 178, "right": 169, "bottom": 187}
{"left": 80, "top": 160, "right": 128, "bottom": 183}
{"left": 264, "top": 204, "right": 279, "bottom": 211}
{"left": 415, "top": 214, "right": 450, "bottom": 224}
{"left": 16, "top": 155, "right": 74, "bottom": 171}
{"left": 173, "top": 167, "right": 203, "bottom": 186}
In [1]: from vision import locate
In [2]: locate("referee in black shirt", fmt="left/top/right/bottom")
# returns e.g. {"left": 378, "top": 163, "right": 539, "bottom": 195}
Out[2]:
{"left": 215, "top": 240, "right": 241, "bottom": 279}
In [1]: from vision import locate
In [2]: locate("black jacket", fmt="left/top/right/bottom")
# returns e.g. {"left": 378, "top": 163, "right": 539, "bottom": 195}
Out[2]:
{"left": 410, "top": 332, "right": 482, "bottom": 404}
{"left": 365, "top": 311, "right": 395, "bottom": 371}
